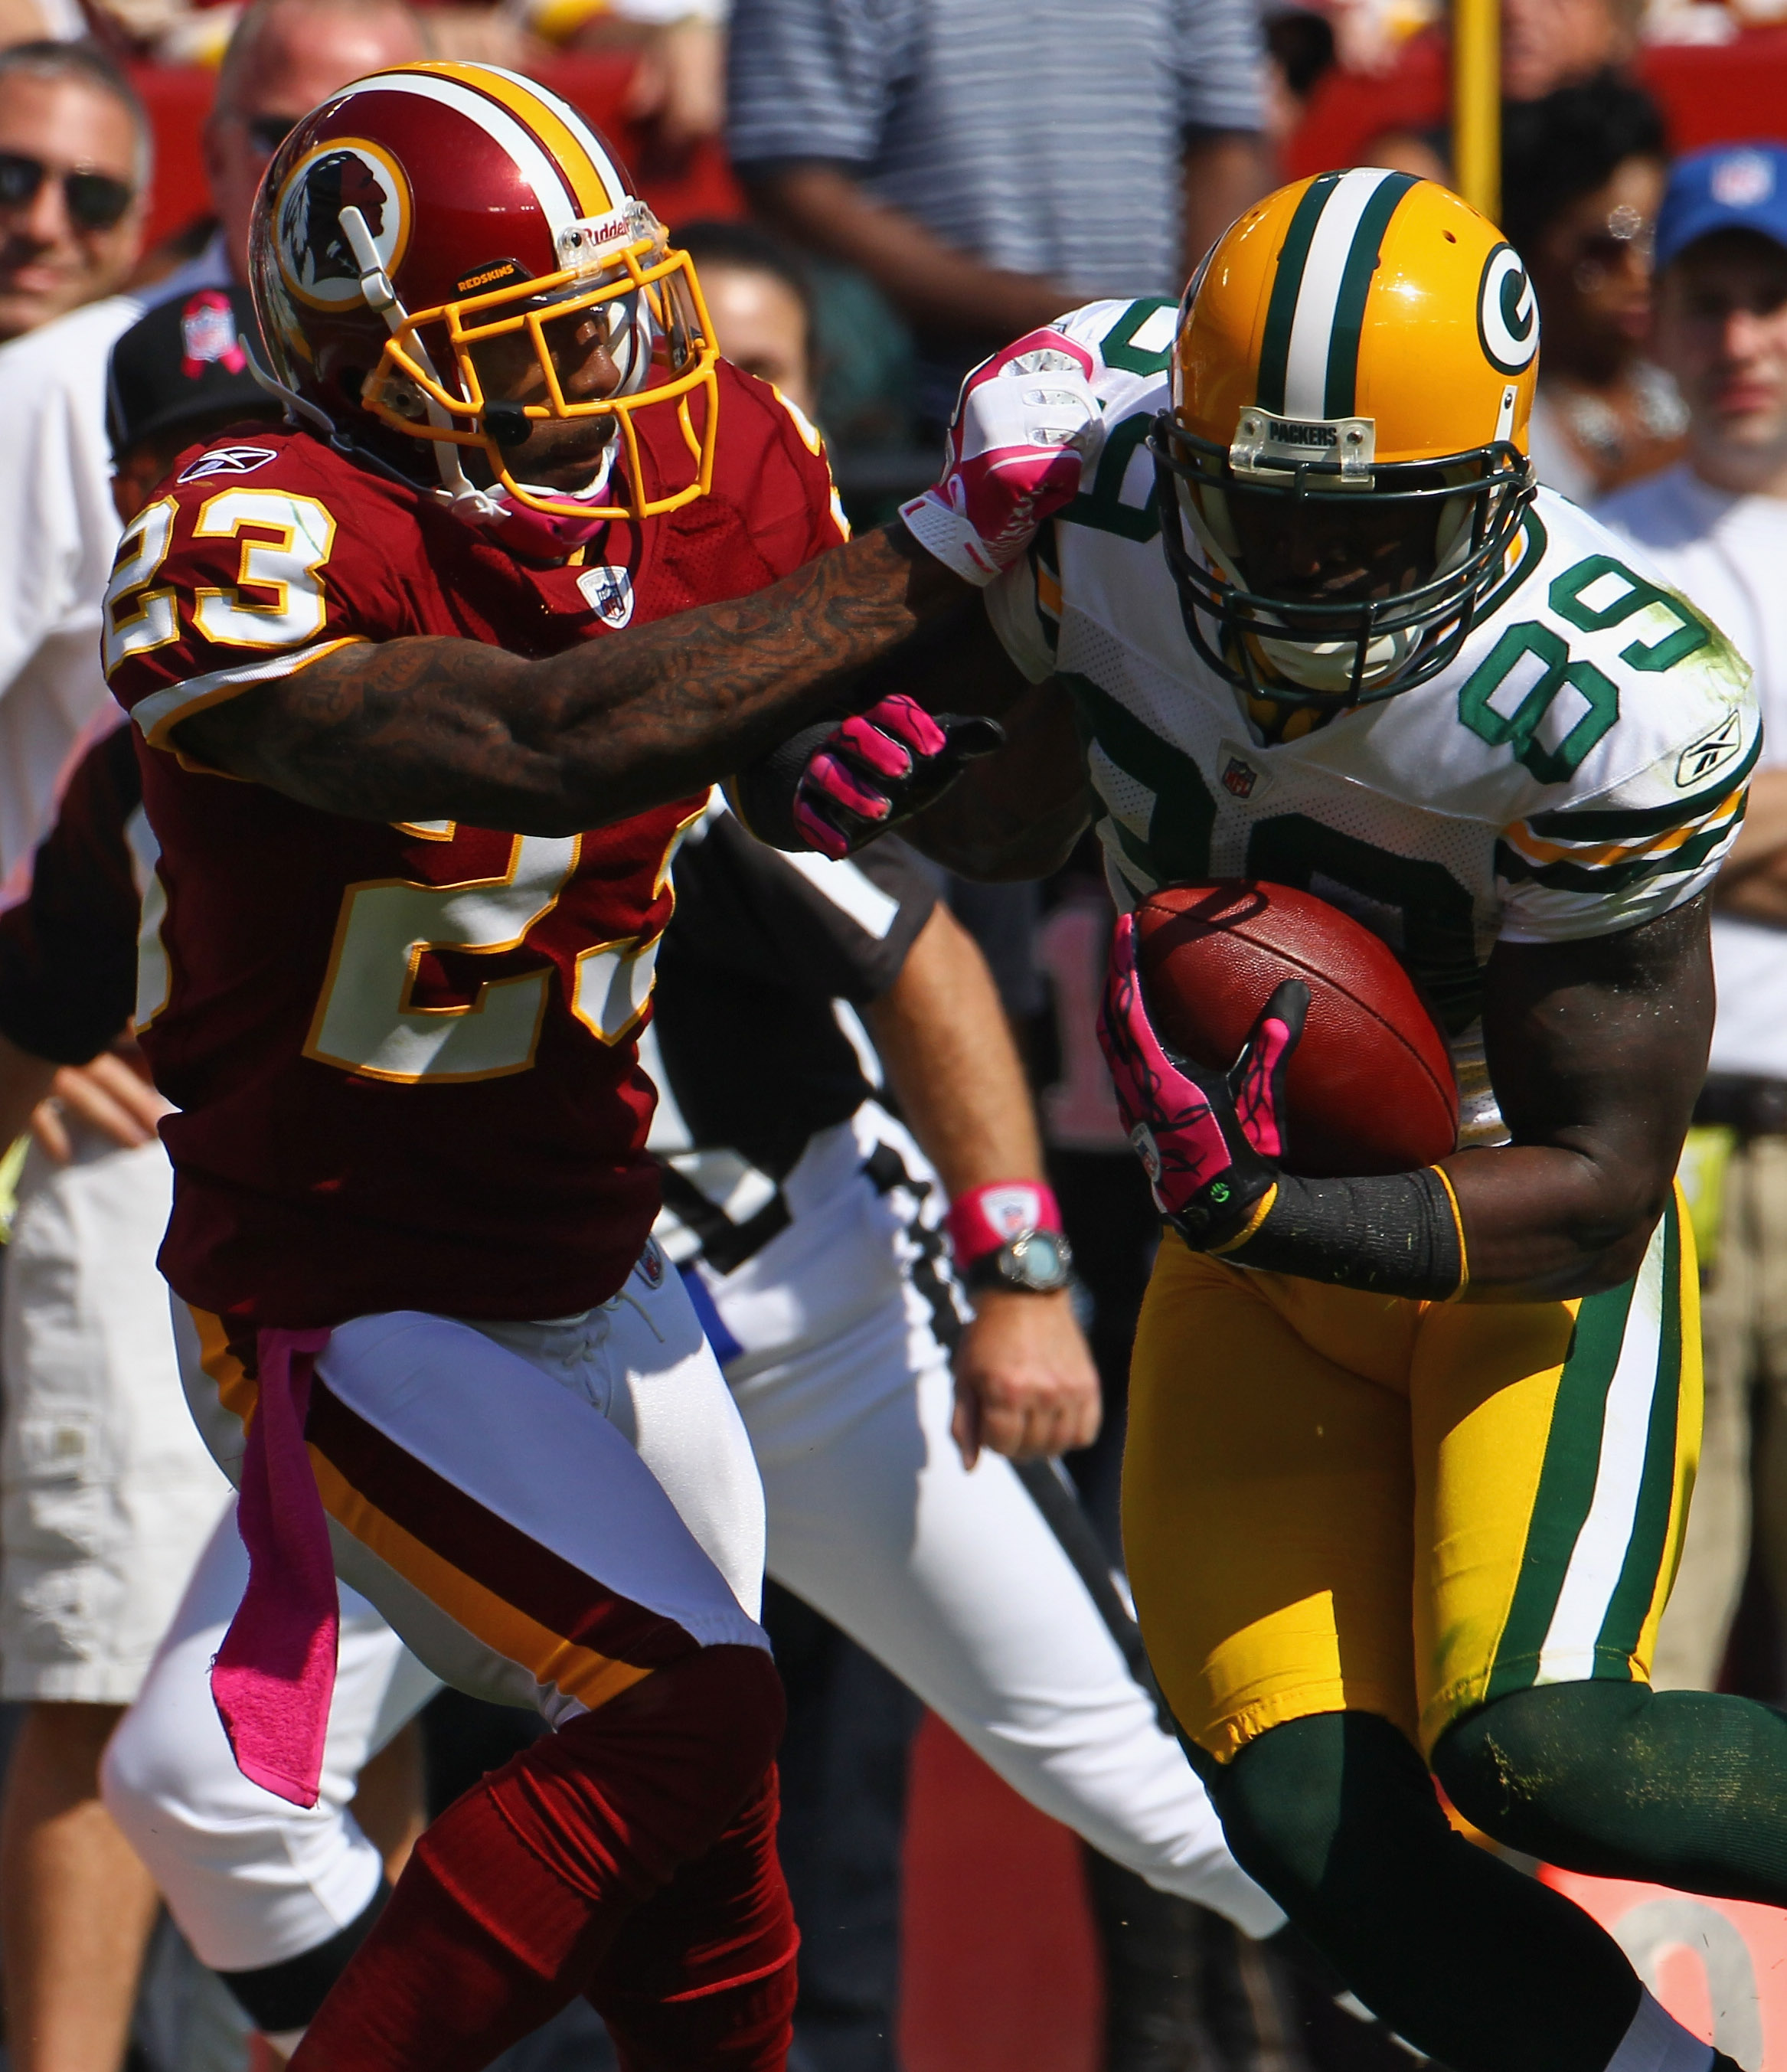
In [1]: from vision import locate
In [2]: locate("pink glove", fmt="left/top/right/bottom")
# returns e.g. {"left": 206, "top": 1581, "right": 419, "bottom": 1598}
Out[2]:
{"left": 1096, "top": 910, "right": 1308, "bottom": 1250}
{"left": 789, "top": 694, "right": 999, "bottom": 858}
{"left": 900, "top": 328, "right": 1103, "bottom": 585}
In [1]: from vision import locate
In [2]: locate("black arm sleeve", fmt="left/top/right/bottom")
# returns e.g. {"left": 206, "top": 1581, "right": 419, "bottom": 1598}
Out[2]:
{"left": 0, "top": 724, "right": 144, "bottom": 1065}
{"left": 1226, "top": 1167, "right": 1467, "bottom": 1301}
{"left": 651, "top": 811, "right": 941, "bottom": 1174}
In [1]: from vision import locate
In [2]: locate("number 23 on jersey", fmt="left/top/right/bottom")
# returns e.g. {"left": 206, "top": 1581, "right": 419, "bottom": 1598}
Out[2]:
{"left": 104, "top": 487, "right": 334, "bottom": 674}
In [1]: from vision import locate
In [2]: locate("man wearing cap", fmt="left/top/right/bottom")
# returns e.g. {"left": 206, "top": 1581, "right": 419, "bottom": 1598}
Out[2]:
{"left": 1601, "top": 142, "right": 1787, "bottom": 1696}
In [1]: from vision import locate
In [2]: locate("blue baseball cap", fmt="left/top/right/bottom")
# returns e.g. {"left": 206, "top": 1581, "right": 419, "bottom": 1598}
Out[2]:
{"left": 1656, "top": 143, "right": 1787, "bottom": 271}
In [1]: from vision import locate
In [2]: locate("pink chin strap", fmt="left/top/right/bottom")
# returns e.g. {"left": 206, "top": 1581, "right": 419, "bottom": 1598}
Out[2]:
{"left": 477, "top": 485, "right": 611, "bottom": 560}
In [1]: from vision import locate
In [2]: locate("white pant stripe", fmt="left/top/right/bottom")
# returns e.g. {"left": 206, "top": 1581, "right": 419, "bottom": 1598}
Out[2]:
{"left": 1534, "top": 1214, "right": 1668, "bottom": 1685}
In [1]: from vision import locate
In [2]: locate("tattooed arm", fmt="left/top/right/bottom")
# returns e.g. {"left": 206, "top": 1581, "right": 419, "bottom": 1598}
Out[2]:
{"left": 173, "top": 525, "right": 975, "bottom": 834}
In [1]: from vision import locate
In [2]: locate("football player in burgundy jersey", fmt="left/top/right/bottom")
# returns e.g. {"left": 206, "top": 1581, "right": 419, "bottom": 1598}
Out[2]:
{"left": 98, "top": 60, "right": 1101, "bottom": 2072}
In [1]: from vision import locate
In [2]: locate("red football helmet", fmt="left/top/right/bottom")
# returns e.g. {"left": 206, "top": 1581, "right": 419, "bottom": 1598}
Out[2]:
{"left": 248, "top": 61, "right": 720, "bottom": 524}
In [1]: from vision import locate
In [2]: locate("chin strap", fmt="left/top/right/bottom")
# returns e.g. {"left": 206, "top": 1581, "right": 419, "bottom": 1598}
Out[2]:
{"left": 338, "top": 204, "right": 505, "bottom": 526}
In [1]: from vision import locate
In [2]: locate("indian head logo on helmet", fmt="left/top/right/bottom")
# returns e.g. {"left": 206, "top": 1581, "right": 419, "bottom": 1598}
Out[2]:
{"left": 275, "top": 140, "right": 410, "bottom": 309}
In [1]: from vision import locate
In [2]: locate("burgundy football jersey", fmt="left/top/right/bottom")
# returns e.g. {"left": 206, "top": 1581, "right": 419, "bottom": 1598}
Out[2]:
{"left": 104, "top": 362, "right": 846, "bottom": 1328}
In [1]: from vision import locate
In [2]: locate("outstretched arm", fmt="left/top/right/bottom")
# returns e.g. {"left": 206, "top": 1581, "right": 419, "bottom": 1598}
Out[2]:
{"left": 166, "top": 329, "right": 1105, "bottom": 837}
{"left": 175, "top": 525, "right": 971, "bottom": 835}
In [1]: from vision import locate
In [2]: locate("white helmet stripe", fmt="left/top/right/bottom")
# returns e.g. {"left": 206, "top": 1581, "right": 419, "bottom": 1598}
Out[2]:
{"left": 362, "top": 70, "right": 577, "bottom": 237}
{"left": 474, "top": 65, "right": 631, "bottom": 211}
{"left": 1281, "top": 166, "right": 1404, "bottom": 420}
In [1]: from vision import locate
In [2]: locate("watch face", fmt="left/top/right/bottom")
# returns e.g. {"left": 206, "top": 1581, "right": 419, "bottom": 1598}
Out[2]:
{"left": 1008, "top": 1230, "right": 1070, "bottom": 1291}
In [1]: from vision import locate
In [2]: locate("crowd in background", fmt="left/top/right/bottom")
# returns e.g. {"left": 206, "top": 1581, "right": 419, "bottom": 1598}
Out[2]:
{"left": 2, "top": 0, "right": 1787, "bottom": 2069}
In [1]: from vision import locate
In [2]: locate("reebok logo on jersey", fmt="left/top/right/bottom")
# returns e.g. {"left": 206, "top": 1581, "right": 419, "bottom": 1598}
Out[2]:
{"left": 178, "top": 444, "right": 278, "bottom": 482}
{"left": 1676, "top": 709, "right": 1746, "bottom": 788}
{"left": 577, "top": 564, "right": 634, "bottom": 629}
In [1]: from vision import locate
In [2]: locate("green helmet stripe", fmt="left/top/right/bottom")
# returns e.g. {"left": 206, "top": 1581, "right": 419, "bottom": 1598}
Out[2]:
{"left": 1323, "top": 170, "right": 1419, "bottom": 417}
{"left": 1256, "top": 172, "right": 1341, "bottom": 416}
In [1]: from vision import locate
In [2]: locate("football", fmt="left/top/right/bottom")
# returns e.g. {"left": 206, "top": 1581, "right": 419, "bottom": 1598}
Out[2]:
{"left": 1132, "top": 881, "right": 1459, "bottom": 1178}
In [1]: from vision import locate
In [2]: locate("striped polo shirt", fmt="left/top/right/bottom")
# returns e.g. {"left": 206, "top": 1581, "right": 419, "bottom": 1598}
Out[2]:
{"left": 725, "top": 0, "right": 1266, "bottom": 303}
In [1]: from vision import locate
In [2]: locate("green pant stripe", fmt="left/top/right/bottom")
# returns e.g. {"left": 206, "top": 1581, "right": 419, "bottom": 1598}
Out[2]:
{"left": 1594, "top": 1198, "right": 1683, "bottom": 1666}
{"left": 1482, "top": 1270, "right": 1637, "bottom": 1701}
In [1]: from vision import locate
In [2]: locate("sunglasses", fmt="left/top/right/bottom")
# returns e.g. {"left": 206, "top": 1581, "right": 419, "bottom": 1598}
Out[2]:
{"left": 0, "top": 150, "right": 134, "bottom": 230}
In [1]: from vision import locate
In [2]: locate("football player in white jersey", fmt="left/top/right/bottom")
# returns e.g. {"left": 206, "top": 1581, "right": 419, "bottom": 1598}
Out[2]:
{"left": 726, "top": 173, "right": 1782, "bottom": 2072}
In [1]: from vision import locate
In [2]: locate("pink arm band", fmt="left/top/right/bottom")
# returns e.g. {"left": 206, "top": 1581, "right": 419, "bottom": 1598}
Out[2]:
{"left": 946, "top": 1180, "right": 1064, "bottom": 1269}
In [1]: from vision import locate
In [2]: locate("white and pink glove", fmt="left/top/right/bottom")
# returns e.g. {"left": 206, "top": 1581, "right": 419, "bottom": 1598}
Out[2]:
{"left": 1096, "top": 910, "right": 1308, "bottom": 1252}
{"left": 900, "top": 328, "right": 1103, "bottom": 585}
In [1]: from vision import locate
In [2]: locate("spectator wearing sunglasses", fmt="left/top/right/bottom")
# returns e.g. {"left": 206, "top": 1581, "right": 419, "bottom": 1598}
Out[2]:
{"left": 203, "top": 0, "right": 426, "bottom": 279}
{"left": 1503, "top": 71, "right": 1685, "bottom": 504}
{"left": 0, "top": 0, "right": 423, "bottom": 907}
{"left": 0, "top": 41, "right": 146, "bottom": 344}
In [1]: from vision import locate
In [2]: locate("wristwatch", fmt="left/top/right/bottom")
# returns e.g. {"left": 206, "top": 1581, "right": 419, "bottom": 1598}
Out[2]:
{"left": 963, "top": 1227, "right": 1075, "bottom": 1296}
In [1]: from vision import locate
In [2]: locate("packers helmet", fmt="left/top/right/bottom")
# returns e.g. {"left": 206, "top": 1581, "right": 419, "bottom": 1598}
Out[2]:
{"left": 1152, "top": 171, "right": 1539, "bottom": 708}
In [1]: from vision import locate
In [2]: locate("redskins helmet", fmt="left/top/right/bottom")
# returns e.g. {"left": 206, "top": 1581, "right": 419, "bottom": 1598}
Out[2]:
{"left": 1152, "top": 170, "right": 1539, "bottom": 708}
{"left": 249, "top": 62, "right": 719, "bottom": 524}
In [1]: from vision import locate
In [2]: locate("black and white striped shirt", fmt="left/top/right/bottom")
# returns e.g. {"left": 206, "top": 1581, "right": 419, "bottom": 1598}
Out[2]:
{"left": 726, "top": 0, "right": 1266, "bottom": 302}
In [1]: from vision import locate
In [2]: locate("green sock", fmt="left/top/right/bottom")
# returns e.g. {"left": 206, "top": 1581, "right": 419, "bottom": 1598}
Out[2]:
{"left": 1208, "top": 1711, "right": 1644, "bottom": 2072}
{"left": 1436, "top": 1681, "right": 1787, "bottom": 1905}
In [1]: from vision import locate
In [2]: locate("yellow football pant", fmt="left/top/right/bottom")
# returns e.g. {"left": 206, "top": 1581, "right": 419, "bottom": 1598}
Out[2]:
{"left": 1124, "top": 1188, "right": 1700, "bottom": 1766}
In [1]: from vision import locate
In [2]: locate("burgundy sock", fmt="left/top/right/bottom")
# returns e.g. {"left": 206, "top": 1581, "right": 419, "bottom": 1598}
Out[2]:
{"left": 589, "top": 1766, "right": 799, "bottom": 2072}
{"left": 292, "top": 1646, "right": 786, "bottom": 2072}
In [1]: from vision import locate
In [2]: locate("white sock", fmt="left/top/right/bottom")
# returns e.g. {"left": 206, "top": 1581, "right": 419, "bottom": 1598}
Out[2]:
{"left": 1604, "top": 1989, "right": 1714, "bottom": 2072}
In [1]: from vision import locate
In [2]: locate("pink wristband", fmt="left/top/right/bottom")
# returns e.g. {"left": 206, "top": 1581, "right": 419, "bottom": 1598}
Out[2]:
{"left": 947, "top": 1181, "right": 1063, "bottom": 1269}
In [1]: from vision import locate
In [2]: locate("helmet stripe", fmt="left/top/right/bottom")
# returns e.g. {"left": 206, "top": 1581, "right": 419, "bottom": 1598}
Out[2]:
{"left": 361, "top": 67, "right": 580, "bottom": 234}
{"left": 1256, "top": 172, "right": 1339, "bottom": 416}
{"left": 476, "top": 67, "right": 631, "bottom": 214}
{"left": 426, "top": 64, "right": 619, "bottom": 220}
{"left": 1280, "top": 168, "right": 1408, "bottom": 419}
{"left": 1322, "top": 171, "right": 1419, "bottom": 416}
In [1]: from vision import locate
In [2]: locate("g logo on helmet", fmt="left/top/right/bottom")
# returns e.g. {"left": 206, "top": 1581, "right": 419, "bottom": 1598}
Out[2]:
{"left": 276, "top": 140, "right": 410, "bottom": 309}
{"left": 1477, "top": 243, "right": 1539, "bottom": 376}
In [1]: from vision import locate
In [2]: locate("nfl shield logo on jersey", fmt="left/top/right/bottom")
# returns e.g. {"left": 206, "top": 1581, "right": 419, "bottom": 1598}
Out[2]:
{"left": 1222, "top": 756, "right": 1259, "bottom": 799}
{"left": 577, "top": 565, "right": 635, "bottom": 629}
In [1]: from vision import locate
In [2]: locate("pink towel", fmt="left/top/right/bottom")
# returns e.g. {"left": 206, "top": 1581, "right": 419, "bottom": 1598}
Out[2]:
{"left": 210, "top": 1325, "right": 338, "bottom": 1808}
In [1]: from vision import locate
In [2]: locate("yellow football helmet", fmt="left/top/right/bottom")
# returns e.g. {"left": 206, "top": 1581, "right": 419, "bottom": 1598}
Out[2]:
{"left": 1152, "top": 171, "right": 1539, "bottom": 708}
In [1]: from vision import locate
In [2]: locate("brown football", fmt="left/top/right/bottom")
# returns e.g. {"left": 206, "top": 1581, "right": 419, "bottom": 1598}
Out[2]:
{"left": 1133, "top": 881, "right": 1459, "bottom": 1177}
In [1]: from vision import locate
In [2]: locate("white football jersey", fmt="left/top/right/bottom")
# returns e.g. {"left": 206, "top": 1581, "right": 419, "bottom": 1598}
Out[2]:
{"left": 986, "top": 299, "right": 1759, "bottom": 1142}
